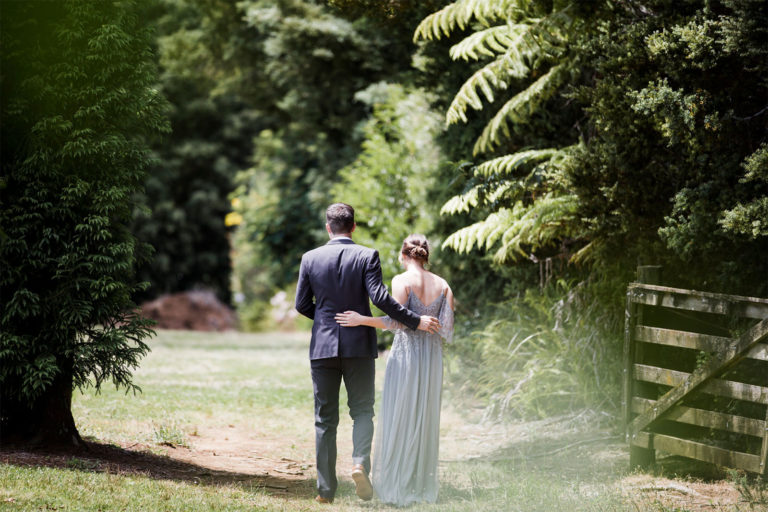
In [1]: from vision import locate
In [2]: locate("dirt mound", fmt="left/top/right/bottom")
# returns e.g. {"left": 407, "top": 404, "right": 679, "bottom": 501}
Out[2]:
{"left": 140, "top": 290, "right": 238, "bottom": 331}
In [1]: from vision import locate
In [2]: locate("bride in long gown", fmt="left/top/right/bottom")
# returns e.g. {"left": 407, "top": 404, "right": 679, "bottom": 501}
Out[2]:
{"left": 335, "top": 234, "right": 454, "bottom": 506}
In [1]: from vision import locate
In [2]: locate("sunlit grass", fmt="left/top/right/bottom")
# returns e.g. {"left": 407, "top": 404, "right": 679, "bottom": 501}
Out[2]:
{"left": 73, "top": 330, "right": 315, "bottom": 448}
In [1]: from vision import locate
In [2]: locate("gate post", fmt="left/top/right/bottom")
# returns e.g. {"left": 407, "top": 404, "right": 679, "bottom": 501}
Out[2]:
{"left": 627, "top": 265, "right": 660, "bottom": 469}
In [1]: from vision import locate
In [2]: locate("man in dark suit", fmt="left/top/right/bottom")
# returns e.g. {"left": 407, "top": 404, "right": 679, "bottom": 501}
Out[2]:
{"left": 295, "top": 203, "right": 440, "bottom": 504}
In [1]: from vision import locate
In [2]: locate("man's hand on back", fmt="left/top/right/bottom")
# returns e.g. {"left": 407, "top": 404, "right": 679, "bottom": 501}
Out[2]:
{"left": 417, "top": 315, "right": 440, "bottom": 334}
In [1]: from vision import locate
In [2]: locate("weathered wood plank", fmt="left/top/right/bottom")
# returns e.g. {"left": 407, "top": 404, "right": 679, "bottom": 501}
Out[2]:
{"left": 628, "top": 284, "right": 768, "bottom": 320}
{"left": 635, "top": 326, "right": 768, "bottom": 361}
{"left": 634, "top": 364, "right": 768, "bottom": 404}
{"left": 635, "top": 326, "right": 730, "bottom": 352}
{"left": 626, "top": 272, "right": 656, "bottom": 469}
{"left": 629, "top": 318, "right": 768, "bottom": 438}
{"left": 748, "top": 344, "right": 768, "bottom": 361}
{"left": 632, "top": 432, "right": 763, "bottom": 473}
{"left": 631, "top": 397, "right": 765, "bottom": 437}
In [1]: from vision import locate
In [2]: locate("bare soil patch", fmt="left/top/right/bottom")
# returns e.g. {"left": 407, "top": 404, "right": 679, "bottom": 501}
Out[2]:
{"left": 140, "top": 290, "right": 237, "bottom": 331}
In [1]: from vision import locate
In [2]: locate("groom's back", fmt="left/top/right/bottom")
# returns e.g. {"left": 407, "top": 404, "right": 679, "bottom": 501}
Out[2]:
{"left": 299, "top": 239, "right": 378, "bottom": 359}
{"left": 308, "top": 241, "right": 372, "bottom": 312}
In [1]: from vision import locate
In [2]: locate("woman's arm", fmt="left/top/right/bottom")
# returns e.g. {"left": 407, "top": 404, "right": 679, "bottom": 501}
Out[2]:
{"left": 336, "top": 274, "right": 407, "bottom": 330}
{"left": 334, "top": 311, "right": 388, "bottom": 329}
{"left": 335, "top": 310, "right": 412, "bottom": 331}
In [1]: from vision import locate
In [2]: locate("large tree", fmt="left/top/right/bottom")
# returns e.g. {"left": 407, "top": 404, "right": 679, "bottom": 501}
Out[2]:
{"left": 0, "top": 0, "right": 169, "bottom": 446}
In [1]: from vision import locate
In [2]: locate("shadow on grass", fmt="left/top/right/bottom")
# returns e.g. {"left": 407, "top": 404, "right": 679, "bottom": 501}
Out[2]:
{"left": 460, "top": 426, "right": 737, "bottom": 484}
{"left": 0, "top": 440, "right": 316, "bottom": 502}
{"left": 458, "top": 430, "right": 627, "bottom": 479}
{"left": 647, "top": 455, "right": 735, "bottom": 481}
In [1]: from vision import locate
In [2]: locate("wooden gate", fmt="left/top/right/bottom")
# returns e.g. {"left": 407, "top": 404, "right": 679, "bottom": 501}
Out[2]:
{"left": 623, "top": 270, "right": 768, "bottom": 474}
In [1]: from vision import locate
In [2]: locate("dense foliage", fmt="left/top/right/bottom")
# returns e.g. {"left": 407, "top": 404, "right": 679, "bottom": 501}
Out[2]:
{"left": 331, "top": 83, "right": 444, "bottom": 279}
{"left": 412, "top": 0, "right": 768, "bottom": 417}
{"left": 571, "top": 0, "right": 768, "bottom": 296}
{"left": 131, "top": 76, "right": 258, "bottom": 304}
{"left": 202, "top": 0, "right": 442, "bottom": 327}
{"left": 0, "top": 0, "right": 169, "bottom": 444}
{"left": 4, "top": 0, "right": 765, "bottom": 432}
{"left": 125, "top": 2, "right": 263, "bottom": 305}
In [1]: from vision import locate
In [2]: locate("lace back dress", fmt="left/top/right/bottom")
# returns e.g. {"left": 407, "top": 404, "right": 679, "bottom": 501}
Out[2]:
{"left": 373, "top": 289, "right": 454, "bottom": 506}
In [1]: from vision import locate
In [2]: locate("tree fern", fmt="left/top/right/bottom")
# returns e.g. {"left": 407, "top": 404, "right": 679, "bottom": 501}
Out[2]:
{"left": 417, "top": 0, "right": 600, "bottom": 264}
{"left": 493, "top": 193, "right": 579, "bottom": 263}
{"left": 441, "top": 184, "right": 483, "bottom": 214}
{"left": 442, "top": 8, "right": 575, "bottom": 132}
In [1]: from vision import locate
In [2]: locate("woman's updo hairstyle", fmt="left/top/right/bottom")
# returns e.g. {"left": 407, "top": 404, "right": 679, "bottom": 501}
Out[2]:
{"left": 401, "top": 234, "right": 429, "bottom": 263}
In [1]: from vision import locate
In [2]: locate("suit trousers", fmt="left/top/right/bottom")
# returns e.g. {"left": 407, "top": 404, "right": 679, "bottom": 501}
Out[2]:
{"left": 310, "top": 357, "right": 375, "bottom": 499}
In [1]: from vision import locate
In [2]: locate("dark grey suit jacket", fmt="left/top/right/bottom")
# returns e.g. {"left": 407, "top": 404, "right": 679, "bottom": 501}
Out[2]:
{"left": 295, "top": 238, "right": 420, "bottom": 360}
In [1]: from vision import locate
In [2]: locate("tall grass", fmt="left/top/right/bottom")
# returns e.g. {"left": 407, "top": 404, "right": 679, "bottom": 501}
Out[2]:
{"left": 446, "top": 280, "right": 623, "bottom": 422}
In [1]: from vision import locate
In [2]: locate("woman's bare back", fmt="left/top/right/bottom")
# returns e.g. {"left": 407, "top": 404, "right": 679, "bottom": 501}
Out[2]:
{"left": 393, "top": 269, "right": 453, "bottom": 310}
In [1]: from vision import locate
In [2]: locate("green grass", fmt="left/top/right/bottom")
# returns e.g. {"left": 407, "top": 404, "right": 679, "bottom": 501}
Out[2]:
{"left": 72, "top": 330, "right": 314, "bottom": 447}
{"left": 0, "top": 464, "right": 287, "bottom": 511}
{"left": 0, "top": 330, "right": 746, "bottom": 511}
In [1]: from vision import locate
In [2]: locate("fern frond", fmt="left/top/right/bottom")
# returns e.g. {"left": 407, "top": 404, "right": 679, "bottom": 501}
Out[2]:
{"left": 443, "top": 193, "right": 580, "bottom": 262}
{"left": 414, "top": 0, "right": 521, "bottom": 41}
{"left": 441, "top": 184, "right": 483, "bottom": 215}
{"left": 493, "top": 193, "right": 578, "bottom": 262}
{"left": 449, "top": 24, "right": 527, "bottom": 61}
{"left": 473, "top": 63, "right": 567, "bottom": 154}
{"left": 474, "top": 148, "right": 561, "bottom": 177}
{"left": 446, "top": 59, "right": 509, "bottom": 124}
{"left": 445, "top": 14, "right": 573, "bottom": 126}
{"left": 445, "top": 33, "right": 535, "bottom": 125}
{"left": 442, "top": 208, "right": 515, "bottom": 253}
{"left": 487, "top": 180, "right": 524, "bottom": 203}
{"left": 569, "top": 240, "right": 595, "bottom": 265}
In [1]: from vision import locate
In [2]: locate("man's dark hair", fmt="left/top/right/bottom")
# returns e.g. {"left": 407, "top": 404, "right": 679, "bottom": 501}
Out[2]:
{"left": 326, "top": 203, "right": 355, "bottom": 234}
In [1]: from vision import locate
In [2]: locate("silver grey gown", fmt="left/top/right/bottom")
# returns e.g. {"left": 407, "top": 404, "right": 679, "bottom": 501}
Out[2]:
{"left": 375, "top": 289, "right": 454, "bottom": 506}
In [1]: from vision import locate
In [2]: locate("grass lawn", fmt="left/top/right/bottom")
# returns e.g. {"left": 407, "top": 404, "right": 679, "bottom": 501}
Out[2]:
{"left": 1, "top": 330, "right": 761, "bottom": 511}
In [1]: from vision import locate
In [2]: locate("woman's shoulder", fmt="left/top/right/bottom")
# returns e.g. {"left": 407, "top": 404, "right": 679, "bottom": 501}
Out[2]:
{"left": 428, "top": 272, "right": 451, "bottom": 291}
{"left": 392, "top": 271, "right": 420, "bottom": 293}
{"left": 391, "top": 272, "right": 408, "bottom": 284}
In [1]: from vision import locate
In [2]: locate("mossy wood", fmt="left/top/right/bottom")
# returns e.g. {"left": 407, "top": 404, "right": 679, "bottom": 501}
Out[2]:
{"left": 624, "top": 272, "right": 768, "bottom": 475}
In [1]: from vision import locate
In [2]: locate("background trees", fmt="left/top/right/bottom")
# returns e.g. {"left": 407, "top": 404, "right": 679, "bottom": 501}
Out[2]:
{"left": 3, "top": 0, "right": 765, "bottom": 438}
{"left": 0, "top": 0, "right": 169, "bottom": 445}
{"left": 571, "top": 0, "right": 768, "bottom": 297}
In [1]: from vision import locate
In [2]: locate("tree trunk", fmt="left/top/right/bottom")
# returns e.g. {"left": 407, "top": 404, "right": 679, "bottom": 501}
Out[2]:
{"left": 0, "top": 362, "right": 84, "bottom": 449}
